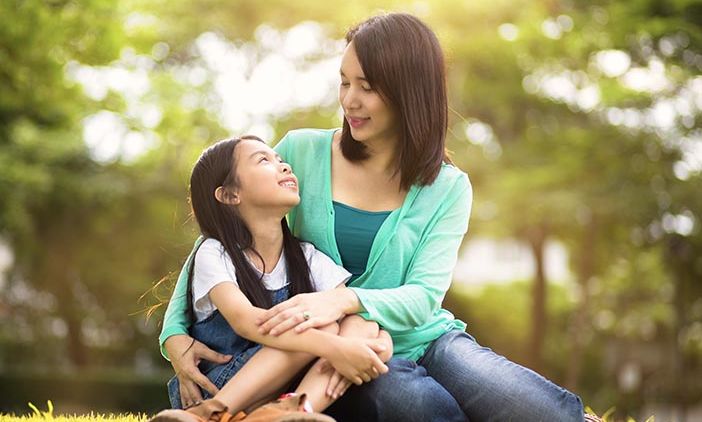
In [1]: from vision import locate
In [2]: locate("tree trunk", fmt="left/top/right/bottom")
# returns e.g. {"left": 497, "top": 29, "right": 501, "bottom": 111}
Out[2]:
{"left": 667, "top": 234, "right": 691, "bottom": 421}
{"left": 53, "top": 271, "right": 89, "bottom": 368}
{"left": 527, "top": 225, "right": 547, "bottom": 373}
{"left": 565, "top": 218, "right": 596, "bottom": 391}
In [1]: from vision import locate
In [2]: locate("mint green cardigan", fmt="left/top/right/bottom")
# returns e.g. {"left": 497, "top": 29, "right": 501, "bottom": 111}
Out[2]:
{"left": 159, "top": 128, "right": 472, "bottom": 361}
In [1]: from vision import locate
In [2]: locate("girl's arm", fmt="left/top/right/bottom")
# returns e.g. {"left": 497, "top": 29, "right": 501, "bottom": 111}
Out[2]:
{"left": 210, "top": 282, "right": 388, "bottom": 385}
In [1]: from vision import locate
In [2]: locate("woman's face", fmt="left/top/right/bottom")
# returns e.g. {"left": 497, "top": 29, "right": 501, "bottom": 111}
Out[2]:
{"left": 228, "top": 140, "right": 300, "bottom": 212}
{"left": 339, "top": 42, "right": 397, "bottom": 147}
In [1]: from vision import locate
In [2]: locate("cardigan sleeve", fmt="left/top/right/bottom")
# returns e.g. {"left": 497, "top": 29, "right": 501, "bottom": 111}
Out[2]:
{"left": 349, "top": 174, "right": 472, "bottom": 332}
{"left": 158, "top": 237, "right": 204, "bottom": 360}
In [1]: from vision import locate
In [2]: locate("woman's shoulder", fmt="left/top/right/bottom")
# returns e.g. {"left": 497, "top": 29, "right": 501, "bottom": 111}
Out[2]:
{"left": 279, "top": 128, "right": 336, "bottom": 145}
{"left": 434, "top": 162, "right": 472, "bottom": 191}
{"left": 276, "top": 128, "right": 337, "bottom": 152}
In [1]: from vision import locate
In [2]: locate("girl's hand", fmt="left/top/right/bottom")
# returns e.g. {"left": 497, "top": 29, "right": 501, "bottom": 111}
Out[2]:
{"left": 256, "top": 289, "right": 356, "bottom": 336}
{"left": 326, "top": 369, "right": 353, "bottom": 399}
{"left": 326, "top": 337, "right": 389, "bottom": 385}
{"left": 164, "top": 335, "right": 232, "bottom": 407}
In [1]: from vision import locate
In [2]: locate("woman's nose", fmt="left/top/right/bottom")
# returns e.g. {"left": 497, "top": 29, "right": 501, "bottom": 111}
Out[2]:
{"left": 342, "top": 88, "right": 359, "bottom": 110}
{"left": 280, "top": 162, "right": 292, "bottom": 173}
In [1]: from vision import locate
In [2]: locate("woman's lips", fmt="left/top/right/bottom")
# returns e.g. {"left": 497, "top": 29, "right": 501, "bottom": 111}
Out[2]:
{"left": 347, "top": 116, "right": 369, "bottom": 128}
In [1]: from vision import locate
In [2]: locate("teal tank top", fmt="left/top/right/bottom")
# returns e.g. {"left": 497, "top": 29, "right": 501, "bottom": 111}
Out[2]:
{"left": 333, "top": 201, "right": 392, "bottom": 281}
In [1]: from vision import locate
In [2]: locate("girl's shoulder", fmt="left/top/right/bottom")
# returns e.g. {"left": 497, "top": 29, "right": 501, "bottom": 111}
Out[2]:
{"left": 297, "top": 241, "right": 351, "bottom": 291}
{"left": 194, "top": 238, "right": 230, "bottom": 267}
{"left": 198, "top": 237, "right": 225, "bottom": 254}
{"left": 297, "top": 241, "right": 323, "bottom": 260}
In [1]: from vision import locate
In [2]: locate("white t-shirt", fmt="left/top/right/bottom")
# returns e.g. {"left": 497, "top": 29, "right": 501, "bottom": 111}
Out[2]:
{"left": 192, "top": 238, "right": 351, "bottom": 322}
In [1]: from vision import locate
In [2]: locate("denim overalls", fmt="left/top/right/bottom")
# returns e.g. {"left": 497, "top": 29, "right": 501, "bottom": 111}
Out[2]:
{"left": 167, "top": 285, "right": 290, "bottom": 409}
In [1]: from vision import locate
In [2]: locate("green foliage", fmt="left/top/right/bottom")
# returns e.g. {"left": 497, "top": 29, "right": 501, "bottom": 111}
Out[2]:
{"left": 1, "top": 0, "right": 701, "bottom": 418}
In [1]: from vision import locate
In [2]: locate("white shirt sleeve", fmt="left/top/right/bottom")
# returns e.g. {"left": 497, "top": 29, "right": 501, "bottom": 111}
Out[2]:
{"left": 192, "top": 238, "right": 239, "bottom": 321}
{"left": 301, "top": 242, "right": 351, "bottom": 291}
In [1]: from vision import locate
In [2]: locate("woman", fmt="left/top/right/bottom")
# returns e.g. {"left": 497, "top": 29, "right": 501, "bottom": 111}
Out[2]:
{"left": 161, "top": 12, "right": 590, "bottom": 422}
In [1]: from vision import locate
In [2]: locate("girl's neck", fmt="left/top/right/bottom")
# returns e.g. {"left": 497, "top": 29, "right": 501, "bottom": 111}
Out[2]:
{"left": 241, "top": 212, "right": 285, "bottom": 273}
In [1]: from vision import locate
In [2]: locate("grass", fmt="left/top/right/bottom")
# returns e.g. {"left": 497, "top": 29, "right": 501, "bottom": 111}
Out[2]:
{"left": 1, "top": 416, "right": 147, "bottom": 422}
{"left": 1, "top": 401, "right": 653, "bottom": 422}
{"left": 0, "top": 402, "right": 146, "bottom": 422}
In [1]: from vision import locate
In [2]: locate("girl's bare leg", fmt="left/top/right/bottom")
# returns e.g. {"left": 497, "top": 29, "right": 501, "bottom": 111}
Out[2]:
{"left": 212, "top": 316, "right": 391, "bottom": 414}
{"left": 212, "top": 323, "right": 339, "bottom": 414}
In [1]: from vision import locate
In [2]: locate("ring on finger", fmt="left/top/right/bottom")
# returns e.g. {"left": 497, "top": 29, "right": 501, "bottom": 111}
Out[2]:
{"left": 302, "top": 311, "right": 311, "bottom": 320}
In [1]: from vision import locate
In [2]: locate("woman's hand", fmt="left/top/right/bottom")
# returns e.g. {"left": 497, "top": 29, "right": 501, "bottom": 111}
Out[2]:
{"left": 164, "top": 334, "right": 232, "bottom": 407}
{"left": 256, "top": 289, "right": 359, "bottom": 336}
{"left": 325, "top": 337, "right": 389, "bottom": 385}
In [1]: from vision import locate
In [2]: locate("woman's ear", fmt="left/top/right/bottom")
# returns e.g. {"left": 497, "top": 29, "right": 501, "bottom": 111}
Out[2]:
{"left": 215, "top": 186, "right": 240, "bottom": 205}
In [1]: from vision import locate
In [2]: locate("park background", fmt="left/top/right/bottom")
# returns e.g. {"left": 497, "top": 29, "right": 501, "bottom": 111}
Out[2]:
{"left": 1, "top": 0, "right": 701, "bottom": 421}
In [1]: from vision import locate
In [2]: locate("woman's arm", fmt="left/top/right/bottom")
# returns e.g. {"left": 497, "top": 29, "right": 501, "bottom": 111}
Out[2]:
{"left": 159, "top": 237, "right": 204, "bottom": 359}
{"left": 348, "top": 176, "right": 472, "bottom": 332}
{"left": 258, "top": 175, "right": 472, "bottom": 335}
{"left": 210, "top": 282, "right": 388, "bottom": 385}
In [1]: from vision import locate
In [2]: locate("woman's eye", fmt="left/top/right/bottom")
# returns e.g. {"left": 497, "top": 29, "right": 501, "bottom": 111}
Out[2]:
{"left": 340, "top": 81, "right": 350, "bottom": 87}
{"left": 362, "top": 85, "right": 373, "bottom": 92}
{"left": 259, "top": 157, "right": 269, "bottom": 163}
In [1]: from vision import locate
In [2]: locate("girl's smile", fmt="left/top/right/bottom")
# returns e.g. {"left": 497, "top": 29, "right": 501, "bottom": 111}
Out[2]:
{"left": 233, "top": 140, "right": 300, "bottom": 211}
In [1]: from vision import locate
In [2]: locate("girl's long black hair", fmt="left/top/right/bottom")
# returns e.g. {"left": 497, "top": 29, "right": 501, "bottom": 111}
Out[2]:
{"left": 185, "top": 136, "right": 314, "bottom": 322}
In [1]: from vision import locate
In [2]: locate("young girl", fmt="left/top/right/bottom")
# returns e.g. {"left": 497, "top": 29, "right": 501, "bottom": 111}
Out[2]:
{"left": 153, "top": 136, "right": 393, "bottom": 422}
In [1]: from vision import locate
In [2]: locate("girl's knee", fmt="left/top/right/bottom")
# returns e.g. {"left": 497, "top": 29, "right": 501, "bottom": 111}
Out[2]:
{"left": 339, "top": 315, "right": 379, "bottom": 338}
{"left": 318, "top": 321, "right": 340, "bottom": 335}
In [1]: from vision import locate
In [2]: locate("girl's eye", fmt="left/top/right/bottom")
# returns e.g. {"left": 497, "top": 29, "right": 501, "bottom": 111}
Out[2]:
{"left": 259, "top": 156, "right": 269, "bottom": 163}
{"left": 340, "top": 81, "right": 350, "bottom": 87}
{"left": 362, "top": 85, "right": 372, "bottom": 92}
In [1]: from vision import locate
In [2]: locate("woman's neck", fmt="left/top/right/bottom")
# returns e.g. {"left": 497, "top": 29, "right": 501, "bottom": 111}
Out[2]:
{"left": 241, "top": 213, "right": 285, "bottom": 273}
{"left": 345, "top": 132, "right": 400, "bottom": 180}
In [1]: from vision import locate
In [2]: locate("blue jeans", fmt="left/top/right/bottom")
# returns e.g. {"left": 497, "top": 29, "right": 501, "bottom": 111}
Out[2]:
{"left": 325, "top": 330, "right": 584, "bottom": 422}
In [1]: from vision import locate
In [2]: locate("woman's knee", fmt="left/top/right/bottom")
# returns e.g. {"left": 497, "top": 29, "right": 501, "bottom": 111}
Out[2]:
{"left": 352, "top": 359, "right": 465, "bottom": 421}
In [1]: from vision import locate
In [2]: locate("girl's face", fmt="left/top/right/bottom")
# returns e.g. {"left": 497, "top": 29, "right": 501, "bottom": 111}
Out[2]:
{"left": 229, "top": 139, "right": 299, "bottom": 212}
{"left": 339, "top": 42, "right": 398, "bottom": 147}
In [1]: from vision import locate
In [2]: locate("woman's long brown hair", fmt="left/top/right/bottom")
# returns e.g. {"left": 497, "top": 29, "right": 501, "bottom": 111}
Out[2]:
{"left": 340, "top": 12, "right": 451, "bottom": 191}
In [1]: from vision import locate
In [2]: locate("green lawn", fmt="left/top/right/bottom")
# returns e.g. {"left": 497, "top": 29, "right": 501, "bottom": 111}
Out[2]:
{"left": 1, "top": 401, "right": 645, "bottom": 422}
